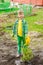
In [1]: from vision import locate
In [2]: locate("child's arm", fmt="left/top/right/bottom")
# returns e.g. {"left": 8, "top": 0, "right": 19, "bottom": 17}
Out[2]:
{"left": 25, "top": 22, "right": 28, "bottom": 34}
{"left": 24, "top": 21, "right": 28, "bottom": 36}
{"left": 13, "top": 20, "right": 18, "bottom": 36}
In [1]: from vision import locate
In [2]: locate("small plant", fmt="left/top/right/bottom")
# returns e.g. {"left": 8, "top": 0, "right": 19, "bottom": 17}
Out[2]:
{"left": 21, "top": 45, "right": 33, "bottom": 61}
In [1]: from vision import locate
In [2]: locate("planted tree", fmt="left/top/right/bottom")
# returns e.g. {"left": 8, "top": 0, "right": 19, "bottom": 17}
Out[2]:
{"left": 21, "top": 36, "right": 33, "bottom": 62}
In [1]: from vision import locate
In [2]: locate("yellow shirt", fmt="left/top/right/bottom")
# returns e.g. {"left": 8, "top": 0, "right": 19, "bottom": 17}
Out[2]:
{"left": 18, "top": 20, "right": 22, "bottom": 37}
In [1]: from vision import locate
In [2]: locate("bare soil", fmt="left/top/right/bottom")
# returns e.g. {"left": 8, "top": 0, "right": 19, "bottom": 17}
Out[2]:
{"left": 0, "top": 31, "right": 43, "bottom": 65}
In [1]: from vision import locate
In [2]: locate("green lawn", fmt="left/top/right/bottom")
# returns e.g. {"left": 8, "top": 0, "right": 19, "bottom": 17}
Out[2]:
{"left": 25, "top": 8, "right": 43, "bottom": 33}
{"left": 1, "top": 8, "right": 43, "bottom": 34}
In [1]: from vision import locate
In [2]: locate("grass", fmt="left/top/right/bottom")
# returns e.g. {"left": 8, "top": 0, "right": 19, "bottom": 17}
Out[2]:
{"left": 25, "top": 8, "right": 43, "bottom": 33}
{"left": 0, "top": 8, "right": 43, "bottom": 34}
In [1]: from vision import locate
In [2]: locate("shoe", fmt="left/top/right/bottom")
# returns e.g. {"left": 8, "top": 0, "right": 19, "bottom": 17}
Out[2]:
{"left": 16, "top": 54, "right": 21, "bottom": 58}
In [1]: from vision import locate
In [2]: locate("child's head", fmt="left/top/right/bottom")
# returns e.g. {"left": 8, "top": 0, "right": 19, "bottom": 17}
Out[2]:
{"left": 18, "top": 10, "right": 24, "bottom": 19}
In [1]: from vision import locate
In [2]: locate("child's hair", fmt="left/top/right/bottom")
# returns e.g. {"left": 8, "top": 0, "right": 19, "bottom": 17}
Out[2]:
{"left": 18, "top": 10, "right": 24, "bottom": 18}
{"left": 18, "top": 10, "right": 24, "bottom": 15}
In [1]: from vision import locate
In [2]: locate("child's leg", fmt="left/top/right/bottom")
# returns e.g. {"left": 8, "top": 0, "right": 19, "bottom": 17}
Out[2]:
{"left": 17, "top": 36, "right": 22, "bottom": 54}
{"left": 22, "top": 37, "right": 25, "bottom": 46}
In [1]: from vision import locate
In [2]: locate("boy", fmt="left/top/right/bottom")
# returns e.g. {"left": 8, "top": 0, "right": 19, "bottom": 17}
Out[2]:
{"left": 13, "top": 10, "right": 28, "bottom": 57}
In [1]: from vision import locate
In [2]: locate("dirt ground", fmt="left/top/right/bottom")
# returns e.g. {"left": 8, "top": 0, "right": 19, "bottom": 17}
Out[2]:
{"left": 0, "top": 31, "right": 43, "bottom": 65}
